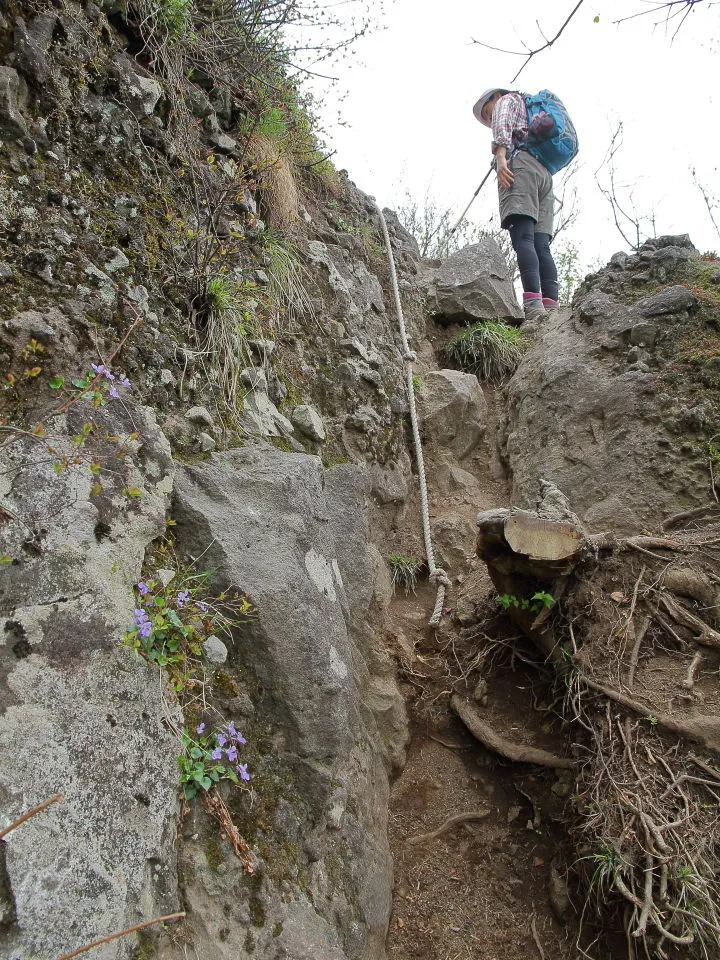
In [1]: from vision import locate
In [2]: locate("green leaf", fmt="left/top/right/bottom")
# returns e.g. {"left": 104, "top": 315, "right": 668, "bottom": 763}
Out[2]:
{"left": 189, "top": 746, "right": 203, "bottom": 760}
{"left": 184, "top": 783, "right": 198, "bottom": 799}
{"left": 0, "top": 554, "right": 13, "bottom": 564}
{"left": 71, "top": 378, "right": 88, "bottom": 389}
{"left": 49, "top": 376, "right": 65, "bottom": 389}
{"left": 199, "top": 776, "right": 212, "bottom": 790}
{"left": 593, "top": 14, "right": 600, "bottom": 23}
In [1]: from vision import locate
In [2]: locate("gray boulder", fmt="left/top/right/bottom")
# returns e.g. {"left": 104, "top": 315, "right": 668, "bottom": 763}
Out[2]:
{"left": 0, "top": 400, "right": 178, "bottom": 960}
{"left": 172, "top": 446, "right": 406, "bottom": 960}
{"left": 500, "top": 241, "right": 712, "bottom": 533}
{"left": 432, "top": 239, "right": 523, "bottom": 322}
{"left": 110, "top": 53, "right": 163, "bottom": 118}
{"left": 418, "top": 369, "right": 488, "bottom": 460}
{"left": 291, "top": 403, "right": 326, "bottom": 442}
{"left": 0, "top": 66, "right": 28, "bottom": 139}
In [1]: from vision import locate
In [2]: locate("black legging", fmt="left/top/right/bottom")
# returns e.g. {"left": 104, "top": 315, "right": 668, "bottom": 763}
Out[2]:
{"left": 507, "top": 215, "right": 558, "bottom": 301}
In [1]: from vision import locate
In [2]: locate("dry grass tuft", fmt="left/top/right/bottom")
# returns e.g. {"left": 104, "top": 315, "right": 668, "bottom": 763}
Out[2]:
{"left": 250, "top": 135, "right": 300, "bottom": 229}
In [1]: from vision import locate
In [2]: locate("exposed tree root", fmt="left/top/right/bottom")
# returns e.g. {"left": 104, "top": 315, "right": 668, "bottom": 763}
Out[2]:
{"left": 451, "top": 695, "right": 574, "bottom": 768}
{"left": 405, "top": 810, "right": 490, "bottom": 846}
{"left": 659, "top": 592, "right": 720, "bottom": 649}
{"left": 575, "top": 672, "right": 720, "bottom": 753}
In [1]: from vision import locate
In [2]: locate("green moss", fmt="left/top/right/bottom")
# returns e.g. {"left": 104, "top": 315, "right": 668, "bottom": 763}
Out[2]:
{"left": 133, "top": 930, "right": 156, "bottom": 960}
{"left": 272, "top": 922, "right": 284, "bottom": 938}
{"left": 203, "top": 837, "right": 224, "bottom": 872}
{"left": 268, "top": 435, "right": 295, "bottom": 453}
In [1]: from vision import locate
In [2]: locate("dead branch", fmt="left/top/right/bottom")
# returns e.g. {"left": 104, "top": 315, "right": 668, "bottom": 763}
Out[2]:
{"left": 471, "top": 1, "right": 586, "bottom": 83}
{"left": 406, "top": 810, "right": 490, "bottom": 846}
{"left": 0, "top": 793, "right": 63, "bottom": 840}
{"left": 451, "top": 695, "right": 574, "bottom": 768}
{"left": 627, "top": 616, "right": 650, "bottom": 690}
{"left": 54, "top": 912, "right": 186, "bottom": 960}
{"left": 682, "top": 651, "right": 703, "bottom": 690}
{"left": 663, "top": 504, "right": 720, "bottom": 531}
{"left": 201, "top": 788, "right": 254, "bottom": 872}
{"left": 659, "top": 593, "right": 720, "bottom": 649}
{"left": 577, "top": 673, "right": 720, "bottom": 753}
{"left": 530, "top": 915, "right": 546, "bottom": 960}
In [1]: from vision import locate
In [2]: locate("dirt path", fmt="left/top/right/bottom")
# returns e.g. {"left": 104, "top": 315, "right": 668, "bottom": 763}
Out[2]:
{"left": 384, "top": 381, "right": 583, "bottom": 960}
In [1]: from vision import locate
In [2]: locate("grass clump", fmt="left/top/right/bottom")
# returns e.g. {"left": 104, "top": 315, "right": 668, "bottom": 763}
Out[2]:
{"left": 446, "top": 320, "right": 526, "bottom": 382}
{"left": 388, "top": 553, "right": 424, "bottom": 595}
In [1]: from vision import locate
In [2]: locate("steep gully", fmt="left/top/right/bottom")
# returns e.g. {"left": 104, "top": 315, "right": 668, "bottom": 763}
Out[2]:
{"left": 379, "top": 310, "right": 581, "bottom": 960}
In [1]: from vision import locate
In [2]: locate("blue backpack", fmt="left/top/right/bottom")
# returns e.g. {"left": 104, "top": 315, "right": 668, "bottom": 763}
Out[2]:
{"left": 523, "top": 90, "right": 578, "bottom": 175}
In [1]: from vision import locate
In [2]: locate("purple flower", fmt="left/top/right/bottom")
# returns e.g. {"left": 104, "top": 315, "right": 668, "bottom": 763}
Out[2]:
{"left": 120, "top": 376, "right": 131, "bottom": 388}
{"left": 211, "top": 746, "right": 223, "bottom": 760}
{"left": 216, "top": 733, "right": 227, "bottom": 747}
{"left": 235, "top": 732, "right": 247, "bottom": 745}
{"left": 237, "top": 764, "right": 251, "bottom": 782}
{"left": 108, "top": 385, "right": 119, "bottom": 399}
{"left": 197, "top": 600, "right": 209, "bottom": 612}
{"left": 196, "top": 722, "right": 205, "bottom": 735}
{"left": 91, "top": 363, "right": 105, "bottom": 375}
{"left": 137, "top": 581, "right": 151, "bottom": 596}
{"left": 226, "top": 744, "right": 238, "bottom": 762}
{"left": 134, "top": 608, "right": 152, "bottom": 638}
{"left": 176, "top": 590, "right": 191, "bottom": 608}
{"left": 103, "top": 369, "right": 115, "bottom": 381}
{"left": 227, "top": 721, "right": 237, "bottom": 738}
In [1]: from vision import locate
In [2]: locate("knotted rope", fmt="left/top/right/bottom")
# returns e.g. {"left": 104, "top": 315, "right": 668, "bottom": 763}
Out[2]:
{"left": 375, "top": 205, "right": 450, "bottom": 626}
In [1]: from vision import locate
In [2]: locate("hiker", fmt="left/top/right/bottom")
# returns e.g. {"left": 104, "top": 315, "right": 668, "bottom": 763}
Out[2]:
{"left": 473, "top": 88, "right": 561, "bottom": 323}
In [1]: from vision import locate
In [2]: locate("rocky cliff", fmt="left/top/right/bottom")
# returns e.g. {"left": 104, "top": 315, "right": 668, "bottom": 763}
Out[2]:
{"left": 2, "top": 3, "right": 720, "bottom": 960}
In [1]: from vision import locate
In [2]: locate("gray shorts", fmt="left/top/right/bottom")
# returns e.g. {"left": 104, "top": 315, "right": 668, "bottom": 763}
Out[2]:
{"left": 498, "top": 151, "right": 554, "bottom": 234}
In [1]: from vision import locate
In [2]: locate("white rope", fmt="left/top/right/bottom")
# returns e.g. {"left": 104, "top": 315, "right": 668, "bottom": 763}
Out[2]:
{"left": 375, "top": 204, "right": 450, "bottom": 627}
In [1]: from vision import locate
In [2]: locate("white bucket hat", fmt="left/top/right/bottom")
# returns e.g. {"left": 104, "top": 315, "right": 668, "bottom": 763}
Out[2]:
{"left": 473, "top": 88, "right": 510, "bottom": 127}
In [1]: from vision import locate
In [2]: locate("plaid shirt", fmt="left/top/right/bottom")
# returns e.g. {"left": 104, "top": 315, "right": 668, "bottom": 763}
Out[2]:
{"left": 491, "top": 92, "right": 528, "bottom": 162}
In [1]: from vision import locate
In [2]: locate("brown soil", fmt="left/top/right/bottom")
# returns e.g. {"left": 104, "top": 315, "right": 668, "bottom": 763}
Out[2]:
{"left": 385, "top": 588, "right": 582, "bottom": 960}
{"left": 383, "top": 371, "right": 584, "bottom": 960}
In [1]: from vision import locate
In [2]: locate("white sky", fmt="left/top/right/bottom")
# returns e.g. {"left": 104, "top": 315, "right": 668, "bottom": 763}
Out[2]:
{"left": 303, "top": 0, "right": 720, "bottom": 271}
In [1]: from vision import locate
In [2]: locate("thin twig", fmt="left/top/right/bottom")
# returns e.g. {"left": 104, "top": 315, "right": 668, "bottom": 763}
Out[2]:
{"left": 0, "top": 793, "right": 63, "bottom": 840}
{"left": 54, "top": 912, "right": 186, "bottom": 960}
{"left": 471, "top": 0, "right": 586, "bottom": 83}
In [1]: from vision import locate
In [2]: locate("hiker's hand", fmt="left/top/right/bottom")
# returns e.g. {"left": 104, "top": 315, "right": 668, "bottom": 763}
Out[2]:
{"left": 497, "top": 159, "right": 514, "bottom": 188}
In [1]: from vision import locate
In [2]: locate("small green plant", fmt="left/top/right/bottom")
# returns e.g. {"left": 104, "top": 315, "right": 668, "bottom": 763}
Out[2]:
{"left": 411, "top": 374, "right": 423, "bottom": 390}
{"left": 262, "top": 229, "right": 315, "bottom": 323}
{"left": 496, "top": 591, "right": 554, "bottom": 614}
{"left": 199, "top": 275, "right": 259, "bottom": 411}
{"left": 124, "top": 567, "right": 253, "bottom": 689}
{"left": 154, "top": 0, "right": 194, "bottom": 41}
{"left": 179, "top": 720, "right": 251, "bottom": 799}
{"left": 446, "top": 320, "right": 526, "bottom": 382}
{"left": 388, "top": 553, "right": 424, "bottom": 595}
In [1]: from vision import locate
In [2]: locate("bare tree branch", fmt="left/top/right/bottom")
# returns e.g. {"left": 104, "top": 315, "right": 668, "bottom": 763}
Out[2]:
{"left": 594, "top": 122, "right": 657, "bottom": 251}
{"left": 471, "top": 1, "right": 586, "bottom": 83}
{"left": 691, "top": 167, "right": 720, "bottom": 242}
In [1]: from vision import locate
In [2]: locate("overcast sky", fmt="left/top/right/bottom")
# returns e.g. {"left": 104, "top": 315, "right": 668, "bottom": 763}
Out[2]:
{"left": 303, "top": 0, "right": 720, "bottom": 271}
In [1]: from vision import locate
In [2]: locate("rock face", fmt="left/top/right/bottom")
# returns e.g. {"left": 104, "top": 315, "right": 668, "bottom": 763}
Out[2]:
{"left": 430, "top": 240, "right": 523, "bottom": 323}
{"left": 0, "top": 401, "right": 179, "bottom": 960}
{"left": 499, "top": 236, "right": 718, "bottom": 533}
{"left": 418, "top": 370, "right": 488, "bottom": 461}
{"left": 171, "top": 446, "right": 406, "bottom": 960}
